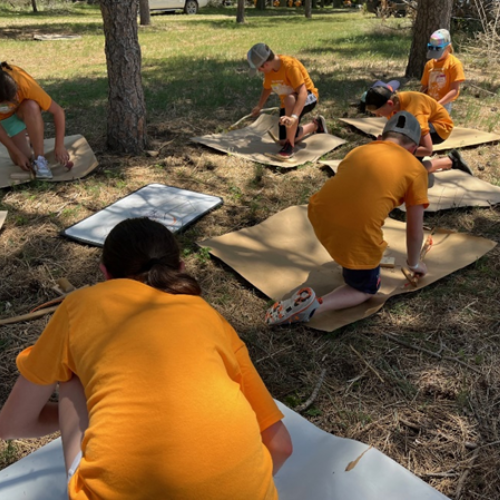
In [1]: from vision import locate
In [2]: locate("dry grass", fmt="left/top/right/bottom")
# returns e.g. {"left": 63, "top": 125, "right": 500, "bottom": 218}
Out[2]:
{"left": 1, "top": 6, "right": 500, "bottom": 499}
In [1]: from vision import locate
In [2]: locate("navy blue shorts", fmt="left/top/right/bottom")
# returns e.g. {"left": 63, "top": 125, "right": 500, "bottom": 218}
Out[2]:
{"left": 342, "top": 266, "right": 381, "bottom": 294}
{"left": 279, "top": 90, "right": 317, "bottom": 141}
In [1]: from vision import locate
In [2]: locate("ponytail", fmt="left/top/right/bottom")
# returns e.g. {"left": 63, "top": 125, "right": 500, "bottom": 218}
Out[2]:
{"left": 0, "top": 62, "right": 18, "bottom": 103}
{"left": 103, "top": 218, "right": 201, "bottom": 296}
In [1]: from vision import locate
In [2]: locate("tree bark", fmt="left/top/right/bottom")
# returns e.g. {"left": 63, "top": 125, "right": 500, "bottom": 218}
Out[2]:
{"left": 31, "top": 0, "right": 38, "bottom": 13}
{"left": 99, "top": 0, "right": 147, "bottom": 154}
{"left": 236, "top": 0, "right": 245, "bottom": 23}
{"left": 305, "top": 0, "right": 312, "bottom": 18}
{"left": 256, "top": 0, "right": 266, "bottom": 10}
{"left": 405, "top": 0, "right": 453, "bottom": 78}
{"left": 139, "top": 0, "right": 151, "bottom": 26}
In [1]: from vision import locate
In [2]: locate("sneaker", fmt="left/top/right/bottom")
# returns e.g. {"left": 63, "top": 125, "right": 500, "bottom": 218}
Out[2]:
{"left": 33, "top": 156, "right": 53, "bottom": 179}
{"left": 313, "top": 115, "right": 329, "bottom": 135}
{"left": 448, "top": 149, "right": 473, "bottom": 175}
{"left": 265, "top": 287, "right": 323, "bottom": 326}
{"left": 278, "top": 141, "right": 294, "bottom": 159}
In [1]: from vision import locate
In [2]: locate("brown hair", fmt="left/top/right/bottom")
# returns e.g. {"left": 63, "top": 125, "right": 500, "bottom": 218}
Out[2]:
{"left": 102, "top": 218, "right": 201, "bottom": 296}
{"left": 0, "top": 62, "right": 18, "bottom": 103}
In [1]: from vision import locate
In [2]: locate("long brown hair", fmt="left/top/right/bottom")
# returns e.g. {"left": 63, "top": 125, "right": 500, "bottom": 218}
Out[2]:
{"left": 0, "top": 62, "right": 18, "bottom": 103}
{"left": 102, "top": 218, "right": 201, "bottom": 296}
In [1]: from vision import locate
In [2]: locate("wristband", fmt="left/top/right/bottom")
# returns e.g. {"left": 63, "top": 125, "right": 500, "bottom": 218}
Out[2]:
{"left": 291, "top": 114, "right": 299, "bottom": 120}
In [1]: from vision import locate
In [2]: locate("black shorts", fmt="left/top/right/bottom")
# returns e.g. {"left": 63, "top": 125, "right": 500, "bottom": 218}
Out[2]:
{"left": 429, "top": 122, "right": 446, "bottom": 145}
{"left": 279, "top": 90, "right": 318, "bottom": 141}
{"left": 342, "top": 266, "right": 381, "bottom": 295}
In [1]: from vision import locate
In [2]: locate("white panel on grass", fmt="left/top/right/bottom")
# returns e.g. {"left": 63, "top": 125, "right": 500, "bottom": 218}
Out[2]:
{"left": 62, "top": 184, "right": 223, "bottom": 246}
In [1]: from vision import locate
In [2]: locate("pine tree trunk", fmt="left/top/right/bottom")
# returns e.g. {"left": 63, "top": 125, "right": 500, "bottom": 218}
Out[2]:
{"left": 305, "top": 0, "right": 312, "bottom": 18}
{"left": 99, "top": 0, "right": 147, "bottom": 154}
{"left": 405, "top": 0, "right": 452, "bottom": 78}
{"left": 139, "top": 0, "right": 151, "bottom": 26}
{"left": 31, "top": 0, "right": 38, "bottom": 13}
{"left": 236, "top": 0, "right": 245, "bottom": 22}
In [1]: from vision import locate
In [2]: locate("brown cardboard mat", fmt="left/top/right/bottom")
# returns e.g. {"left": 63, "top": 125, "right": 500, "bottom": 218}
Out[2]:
{"left": 199, "top": 205, "right": 496, "bottom": 333}
{"left": 0, "top": 211, "right": 6, "bottom": 231}
{"left": 320, "top": 160, "right": 500, "bottom": 212}
{"left": 192, "top": 114, "right": 346, "bottom": 168}
{"left": 339, "top": 117, "right": 500, "bottom": 152}
{"left": 0, "top": 135, "right": 98, "bottom": 188}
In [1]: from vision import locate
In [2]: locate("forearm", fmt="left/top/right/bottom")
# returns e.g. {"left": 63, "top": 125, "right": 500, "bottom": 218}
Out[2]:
{"left": 438, "top": 89, "right": 458, "bottom": 106}
{"left": 292, "top": 85, "right": 307, "bottom": 117}
{"left": 407, "top": 230, "right": 423, "bottom": 266}
{"left": 419, "top": 85, "right": 428, "bottom": 93}
{"left": 261, "top": 420, "right": 293, "bottom": 475}
{"left": 51, "top": 104, "right": 66, "bottom": 148}
{"left": 257, "top": 88, "right": 272, "bottom": 109}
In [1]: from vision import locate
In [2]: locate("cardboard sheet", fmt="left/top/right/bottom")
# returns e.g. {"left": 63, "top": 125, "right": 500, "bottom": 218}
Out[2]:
{"left": 0, "top": 401, "right": 449, "bottom": 500}
{"left": 0, "top": 211, "right": 6, "bottom": 230}
{"left": 62, "top": 184, "right": 223, "bottom": 247}
{"left": 320, "top": 160, "right": 500, "bottom": 212}
{"left": 0, "top": 135, "right": 98, "bottom": 188}
{"left": 340, "top": 117, "right": 500, "bottom": 151}
{"left": 200, "top": 206, "right": 496, "bottom": 333}
{"left": 192, "top": 114, "right": 346, "bottom": 168}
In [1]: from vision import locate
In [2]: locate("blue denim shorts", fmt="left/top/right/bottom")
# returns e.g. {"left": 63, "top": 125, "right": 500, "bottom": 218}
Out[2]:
{"left": 342, "top": 266, "right": 381, "bottom": 294}
{"left": 0, "top": 113, "right": 26, "bottom": 137}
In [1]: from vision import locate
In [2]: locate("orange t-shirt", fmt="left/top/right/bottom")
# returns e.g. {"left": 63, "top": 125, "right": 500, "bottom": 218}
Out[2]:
{"left": 421, "top": 53, "right": 465, "bottom": 103}
{"left": 0, "top": 65, "right": 52, "bottom": 120}
{"left": 308, "top": 141, "right": 429, "bottom": 269}
{"left": 395, "top": 91, "right": 453, "bottom": 140}
{"left": 17, "top": 279, "right": 283, "bottom": 500}
{"left": 263, "top": 55, "right": 318, "bottom": 107}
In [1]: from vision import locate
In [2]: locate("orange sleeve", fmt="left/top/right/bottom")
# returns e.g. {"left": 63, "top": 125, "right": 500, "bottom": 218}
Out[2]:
{"left": 13, "top": 66, "right": 52, "bottom": 112}
{"left": 405, "top": 167, "right": 429, "bottom": 208}
{"left": 421, "top": 61, "right": 430, "bottom": 87}
{"left": 286, "top": 64, "right": 305, "bottom": 91}
{"left": 16, "top": 302, "right": 74, "bottom": 385}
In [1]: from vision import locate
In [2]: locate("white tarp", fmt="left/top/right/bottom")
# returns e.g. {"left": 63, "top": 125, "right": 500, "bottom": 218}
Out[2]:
{"left": 0, "top": 402, "right": 449, "bottom": 500}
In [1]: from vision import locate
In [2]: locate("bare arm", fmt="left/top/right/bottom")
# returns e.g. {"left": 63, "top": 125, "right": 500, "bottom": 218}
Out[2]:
{"left": 47, "top": 100, "right": 69, "bottom": 165}
{"left": 415, "top": 132, "right": 433, "bottom": 158}
{"left": 0, "top": 375, "right": 59, "bottom": 440}
{"left": 252, "top": 88, "right": 273, "bottom": 117}
{"left": 438, "top": 81, "right": 461, "bottom": 107}
{"left": 280, "top": 83, "right": 307, "bottom": 128}
{"left": 261, "top": 420, "right": 293, "bottom": 475}
{"left": 419, "top": 85, "right": 428, "bottom": 94}
{"left": 406, "top": 204, "right": 427, "bottom": 276}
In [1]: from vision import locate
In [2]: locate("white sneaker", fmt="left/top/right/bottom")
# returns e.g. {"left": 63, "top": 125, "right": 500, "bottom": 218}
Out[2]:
{"left": 33, "top": 156, "right": 53, "bottom": 179}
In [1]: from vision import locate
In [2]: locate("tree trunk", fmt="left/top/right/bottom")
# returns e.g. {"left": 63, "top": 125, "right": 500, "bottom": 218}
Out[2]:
{"left": 305, "top": 0, "right": 312, "bottom": 18}
{"left": 256, "top": 0, "right": 266, "bottom": 10}
{"left": 31, "top": 0, "right": 38, "bottom": 13}
{"left": 236, "top": 0, "right": 245, "bottom": 23}
{"left": 99, "top": 0, "right": 147, "bottom": 154}
{"left": 405, "top": 0, "right": 452, "bottom": 78}
{"left": 139, "top": 0, "right": 151, "bottom": 26}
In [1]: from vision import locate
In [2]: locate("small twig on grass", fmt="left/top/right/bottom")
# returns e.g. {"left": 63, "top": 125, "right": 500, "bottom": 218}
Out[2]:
{"left": 465, "top": 83, "right": 498, "bottom": 97}
{"left": 0, "top": 306, "right": 59, "bottom": 326}
{"left": 379, "top": 332, "right": 482, "bottom": 374}
{"left": 294, "top": 368, "right": 327, "bottom": 412}
{"left": 350, "top": 344, "right": 385, "bottom": 383}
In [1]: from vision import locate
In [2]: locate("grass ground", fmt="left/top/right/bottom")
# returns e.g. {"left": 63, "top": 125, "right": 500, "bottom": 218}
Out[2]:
{"left": 1, "top": 3, "right": 500, "bottom": 498}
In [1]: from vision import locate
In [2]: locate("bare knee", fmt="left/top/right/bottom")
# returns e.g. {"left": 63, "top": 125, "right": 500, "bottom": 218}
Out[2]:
{"left": 17, "top": 99, "right": 42, "bottom": 120}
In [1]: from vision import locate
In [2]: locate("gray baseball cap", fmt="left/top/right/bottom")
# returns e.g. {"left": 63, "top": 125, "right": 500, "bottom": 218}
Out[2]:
{"left": 247, "top": 43, "right": 271, "bottom": 76}
{"left": 382, "top": 111, "right": 421, "bottom": 145}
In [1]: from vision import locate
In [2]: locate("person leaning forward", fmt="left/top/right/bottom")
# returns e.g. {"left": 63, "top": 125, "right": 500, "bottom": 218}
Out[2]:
{"left": 247, "top": 43, "right": 328, "bottom": 159}
{"left": 265, "top": 112, "right": 429, "bottom": 326}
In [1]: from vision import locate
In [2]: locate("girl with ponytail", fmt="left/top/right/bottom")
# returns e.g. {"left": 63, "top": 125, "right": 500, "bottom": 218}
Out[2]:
{"left": 0, "top": 61, "right": 71, "bottom": 179}
{"left": 0, "top": 218, "right": 292, "bottom": 500}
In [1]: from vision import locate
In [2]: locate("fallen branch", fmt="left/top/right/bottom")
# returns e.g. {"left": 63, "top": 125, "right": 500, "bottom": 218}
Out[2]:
{"left": 0, "top": 306, "right": 59, "bottom": 326}
{"left": 456, "top": 449, "right": 480, "bottom": 500}
{"left": 295, "top": 368, "right": 327, "bottom": 412}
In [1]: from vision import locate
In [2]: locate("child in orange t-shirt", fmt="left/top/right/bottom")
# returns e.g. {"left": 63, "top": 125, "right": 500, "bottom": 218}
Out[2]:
{"left": 247, "top": 43, "right": 328, "bottom": 159}
{"left": 266, "top": 112, "right": 429, "bottom": 326}
{"left": 0, "top": 62, "right": 72, "bottom": 179}
{"left": 420, "top": 29, "right": 465, "bottom": 114}
{"left": 0, "top": 218, "right": 292, "bottom": 500}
